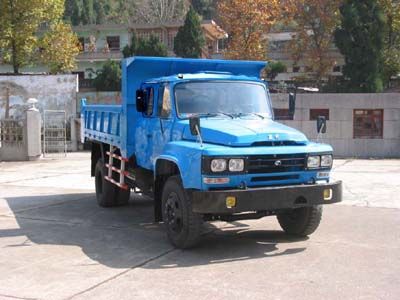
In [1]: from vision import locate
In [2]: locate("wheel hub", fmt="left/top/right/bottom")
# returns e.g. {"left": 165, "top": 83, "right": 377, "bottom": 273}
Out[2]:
{"left": 165, "top": 192, "right": 183, "bottom": 233}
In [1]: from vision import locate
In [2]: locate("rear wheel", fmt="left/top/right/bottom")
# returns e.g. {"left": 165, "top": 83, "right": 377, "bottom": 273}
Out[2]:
{"left": 277, "top": 205, "right": 323, "bottom": 237}
{"left": 162, "top": 176, "right": 203, "bottom": 249}
{"left": 95, "top": 160, "right": 130, "bottom": 207}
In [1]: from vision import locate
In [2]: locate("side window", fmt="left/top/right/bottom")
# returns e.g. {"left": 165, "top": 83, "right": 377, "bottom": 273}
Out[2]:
{"left": 144, "top": 88, "right": 154, "bottom": 117}
{"left": 273, "top": 108, "right": 293, "bottom": 120}
{"left": 310, "top": 109, "right": 329, "bottom": 121}
{"left": 353, "top": 109, "right": 383, "bottom": 139}
{"left": 158, "top": 85, "right": 171, "bottom": 118}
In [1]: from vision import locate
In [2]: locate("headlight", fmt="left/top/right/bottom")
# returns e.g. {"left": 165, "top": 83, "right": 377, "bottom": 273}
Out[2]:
{"left": 211, "top": 159, "right": 227, "bottom": 172}
{"left": 307, "top": 156, "right": 320, "bottom": 168}
{"left": 321, "top": 155, "right": 333, "bottom": 167}
{"left": 228, "top": 159, "right": 244, "bottom": 172}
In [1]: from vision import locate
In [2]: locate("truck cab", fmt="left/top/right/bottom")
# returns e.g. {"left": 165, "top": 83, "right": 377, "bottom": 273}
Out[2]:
{"left": 82, "top": 57, "right": 342, "bottom": 249}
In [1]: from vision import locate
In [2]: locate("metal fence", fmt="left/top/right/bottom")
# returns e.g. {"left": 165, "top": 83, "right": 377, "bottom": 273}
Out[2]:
{"left": 43, "top": 110, "right": 67, "bottom": 157}
{"left": 0, "top": 119, "right": 24, "bottom": 147}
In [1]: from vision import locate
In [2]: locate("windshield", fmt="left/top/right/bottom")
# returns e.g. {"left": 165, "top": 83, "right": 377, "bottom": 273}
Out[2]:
{"left": 174, "top": 81, "right": 272, "bottom": 119}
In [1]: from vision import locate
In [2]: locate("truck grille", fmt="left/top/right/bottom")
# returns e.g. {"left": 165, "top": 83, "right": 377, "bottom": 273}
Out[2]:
{"left": 247, "top": 154, "right": 306, "bottom": 174}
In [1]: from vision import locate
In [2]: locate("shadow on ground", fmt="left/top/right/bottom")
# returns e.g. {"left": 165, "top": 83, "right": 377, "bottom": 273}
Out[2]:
{"left": 1, "top": 193, "right": 307, "bottom": 269}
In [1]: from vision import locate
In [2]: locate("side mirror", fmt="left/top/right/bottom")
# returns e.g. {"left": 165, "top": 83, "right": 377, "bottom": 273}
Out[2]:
{"left": 136, "top": 89, "right": 147, "bottom": 113}
{"left": 289, "top": 93, "right": 296, "bottom": 117}
{"left": 189, "top": 117, "right": 201, "bottom": 136}
{"left": 317, "top": 116, "right": 327, "bottom": 134}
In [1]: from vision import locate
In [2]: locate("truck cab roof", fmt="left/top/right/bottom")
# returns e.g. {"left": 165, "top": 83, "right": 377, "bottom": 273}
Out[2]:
{"left": 122, "top": 57, "right": 267, "bottom": 102}
{"left": 143, "top": 72, "right": 265, "bottom": 85}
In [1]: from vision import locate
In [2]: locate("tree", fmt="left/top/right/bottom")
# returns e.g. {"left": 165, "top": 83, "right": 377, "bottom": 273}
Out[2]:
{"left": 81, "top": 0, "right": 95, "bottom": 25}
{"left": 137, "top": 35, "right": 168, "bottom": 57}
{"left": 71, "top": 0, "right": 81, "bottom": 25}
{"left": 65, "top": 0, "right": 111, "bottom": 25}
{"left": 64, "top": 0, "right": 189, "bottom": 26}
{"left": 265, "top": 61, "right": 287, "bottom": 81}
{"left": 218, "top": 0, "right": 283, "bottom": 60}
{"left": 289, "top": 0, "right": 342, "bottom": 86}
{"left": 191, "top": 0, "right": 216, "bottom": 19}
{"left": 379, "top": 0, "right": 400, "bottom": 84}
{"left": 93, "top": 60, "right": 121, "bottom": 91}
{"left": 135, "top": 0, "right": 188, "bottom": 24}
{"left": 107, "top": 0, "right": 137, "bottom": 25}
{"left": 334, "top": 0, "right": 387, "bottom": 92}
{"left": 122, "top": 33, "right": 138, "bottom": 58}
{"left": 174, "top": 7, "right": 205, "bottom": 58}
{"left": 64, "top": 0, "right": 74, "bottom": 23}
{"left": 39, "top": 22, "right": 80, "bottom": 74}
{"left": 94, "top": 0, "right": 107, "bottom": 25}
{"left": 0, "top": 0, "right": 64, "bottom": 73}
{"left": 123, "top": 33, "right": 168, "bottom": 58}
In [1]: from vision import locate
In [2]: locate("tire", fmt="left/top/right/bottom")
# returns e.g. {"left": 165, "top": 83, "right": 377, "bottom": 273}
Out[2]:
{"left": 277, "top": 205, "right": 323, "bottom": 237}
{"left": 161, "top": 176, "right": 203, "bottom": 249}
{"left": 117, "top": 187, "right": 130, "bottom": 206}
{"left": 95, "top": 160, "right": 130, "bottom": 207}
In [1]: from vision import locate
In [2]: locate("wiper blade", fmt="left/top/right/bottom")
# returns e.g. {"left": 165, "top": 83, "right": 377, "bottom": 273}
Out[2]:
{"left": 235, "top": 113, "right": 265, "bottom": 119}
{"left": 195, "top": 112, "right": 233, "bottom": 119}
{"left": 216, "top": 112, "right": 234, "bottom": 119}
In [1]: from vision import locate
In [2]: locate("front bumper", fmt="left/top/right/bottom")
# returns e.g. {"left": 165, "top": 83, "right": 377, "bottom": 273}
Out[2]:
{"left": 192, "top": 181, "right": 342, "bottom": 214}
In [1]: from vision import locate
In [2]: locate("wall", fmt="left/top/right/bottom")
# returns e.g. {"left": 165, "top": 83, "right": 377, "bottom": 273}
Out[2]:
{"left": 0, "top": 74, "right": 78, "bottom": 150}
{"left": 65, "top": 91, "right": 400, "bottom": 158}
{"left": 0, "top": 109, "right": 41, "bottom": 161}
{"left": 0, "top": 119, "right": 27, "bottom": 161}
{"left": 271, "top": 93, "right": 400, "bottom": 158}
{"left": 77, "top": 91, "right": 121, "bottom": 112}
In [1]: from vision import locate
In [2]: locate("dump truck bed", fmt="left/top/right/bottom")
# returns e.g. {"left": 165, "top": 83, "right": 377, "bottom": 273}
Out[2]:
{"left": 81, "top": 102, "right": 124, "bottom": 149}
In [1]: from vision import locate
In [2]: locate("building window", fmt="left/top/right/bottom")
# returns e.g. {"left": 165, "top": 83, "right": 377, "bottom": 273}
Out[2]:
{"left": 153, "top": 31, "right": 163, "bottom": 43}
{"left": 333, "top": 65, "right": 341, "bottom": 72}
{"left": 274, "top": 108, "right": 293, "bottom": 120}
{"left": 353, "top": 109, "right": 383, "bottom": 139}
{"left": 167, "top": 31, "right": 176, "bottom": 49}
{"left": 106, "top": 36, "right": 120, "bottom": 51}
{"left": 293, "top": 66, "right": 300, "bottom": 73}
{"left": 218, "top": 38, "right": 228, "bottom": 52}
{"left": 138, "top": 31, "right": 150, "bottom": 40}
{"left": 72, "top": 71, "right": 85, "bottom": 80}
{"left": 310, "top": 109, "right": 330, "bottom": 121}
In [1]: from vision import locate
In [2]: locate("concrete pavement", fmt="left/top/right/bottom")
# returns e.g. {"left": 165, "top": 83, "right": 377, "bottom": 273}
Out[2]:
{"left": 0, "top": 153, "right": 399, "bottom": 300}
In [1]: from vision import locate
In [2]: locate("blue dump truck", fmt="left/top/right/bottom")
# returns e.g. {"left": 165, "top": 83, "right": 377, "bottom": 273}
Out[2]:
{"left": 81, "top": 57, "right": 342, "bottom": 248}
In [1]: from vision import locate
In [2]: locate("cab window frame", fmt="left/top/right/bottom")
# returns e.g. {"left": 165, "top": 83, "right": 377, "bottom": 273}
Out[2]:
{"left": 173, "top": 80, "right": 272, "bottom": 120}
{"left": 158, "top": 83, "right": 172, "bottom": 119}
{"left": 143, "top": 87, "right": 155, "bottom": 117}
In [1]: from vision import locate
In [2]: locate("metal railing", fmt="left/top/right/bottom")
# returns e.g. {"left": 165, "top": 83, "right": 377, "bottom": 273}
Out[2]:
{"left": 0, "top": 119, "right": 24, "bottom": 147}
{"left": 79, "top": 79, "right": 95, "bottom": 89}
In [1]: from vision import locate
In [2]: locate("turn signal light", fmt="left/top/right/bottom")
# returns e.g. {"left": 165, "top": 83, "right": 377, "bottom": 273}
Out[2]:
{"left": 226, "top": 196, "right": 236, "bottom": 208}
{"left": 323, "top": 189, "right": 333, "bottom": 200}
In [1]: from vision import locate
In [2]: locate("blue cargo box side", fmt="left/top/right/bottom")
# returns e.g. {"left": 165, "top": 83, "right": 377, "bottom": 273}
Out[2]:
{"left": 82, "top": 56, "right": 266, "bottom": 157}
{"left": 81, "top": 100, "right": 124, "bottom": 148}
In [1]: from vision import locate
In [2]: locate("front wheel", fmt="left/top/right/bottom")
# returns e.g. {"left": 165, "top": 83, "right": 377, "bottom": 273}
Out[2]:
{"left": 161, "top": 176, "right": 203, "bottom": 249}
{"left": 277, "top": 205, "right": 323, "bottom": 237}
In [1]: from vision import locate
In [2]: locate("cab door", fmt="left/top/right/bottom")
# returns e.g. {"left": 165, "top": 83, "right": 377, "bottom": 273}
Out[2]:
{"left": 145, "top": 83, "right": 174, "bottom": 168}
{"left": 134, "top": 85, "right": 156, "bottom": 169}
